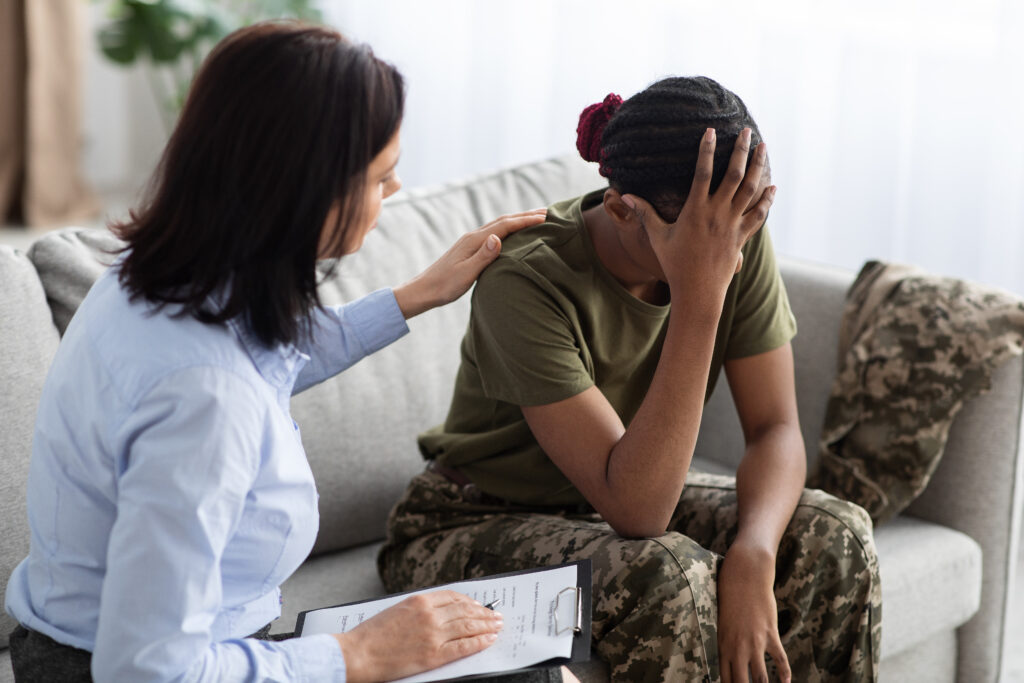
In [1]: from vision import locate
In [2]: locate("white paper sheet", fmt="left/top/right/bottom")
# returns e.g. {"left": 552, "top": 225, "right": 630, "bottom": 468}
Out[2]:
{"left": 298, "top": 564, "right": 580, "bottom": 682}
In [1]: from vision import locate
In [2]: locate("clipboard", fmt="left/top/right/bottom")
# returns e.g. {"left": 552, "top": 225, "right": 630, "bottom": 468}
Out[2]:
{"left": 294, "top": 560, "right": 592, "bottom": 682}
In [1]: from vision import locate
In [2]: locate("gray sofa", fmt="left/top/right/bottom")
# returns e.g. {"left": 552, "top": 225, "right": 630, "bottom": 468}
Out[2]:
{"left": 1, "top": 155, "right": 1020, "bottom": 682}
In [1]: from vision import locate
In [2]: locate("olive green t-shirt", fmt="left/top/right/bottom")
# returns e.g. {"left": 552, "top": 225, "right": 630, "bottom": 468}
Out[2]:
{"left": 419, "top": 189, "right": 797, "bottom": 506}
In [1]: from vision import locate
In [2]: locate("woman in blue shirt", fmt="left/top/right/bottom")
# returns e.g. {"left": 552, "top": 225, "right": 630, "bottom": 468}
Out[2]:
{"left": 3, "top": 21, "right": 569, "bottom": 683}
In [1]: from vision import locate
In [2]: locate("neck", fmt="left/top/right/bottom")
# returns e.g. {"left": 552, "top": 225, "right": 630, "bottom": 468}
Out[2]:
{"left": 582, "top": 204, "right": 668, "bottom": 305}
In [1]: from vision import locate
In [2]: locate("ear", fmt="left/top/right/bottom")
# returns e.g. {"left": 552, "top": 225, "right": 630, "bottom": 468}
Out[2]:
{"left": 602, "top": 188, "right": 640, "bottom": 229}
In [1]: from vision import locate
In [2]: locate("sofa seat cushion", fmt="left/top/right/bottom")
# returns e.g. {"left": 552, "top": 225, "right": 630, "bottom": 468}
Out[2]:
{"left": 274, "top": 542, "right": 389, "bottom": 635}
{"left": 875, "top": 516, "right": 981, "bottom": 657}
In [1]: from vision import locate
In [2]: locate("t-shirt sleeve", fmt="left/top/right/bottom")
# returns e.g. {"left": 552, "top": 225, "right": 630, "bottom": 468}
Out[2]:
{"left": 725, "top": 227, "right": 798, "bottom": 359}
{"left": 467, "top": 257, "right": 594, "bottom": 406}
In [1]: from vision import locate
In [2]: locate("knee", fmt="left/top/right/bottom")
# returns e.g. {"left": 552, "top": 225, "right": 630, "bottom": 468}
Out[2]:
{"left": 788, "top": 489, "right": 879, "bottom": 586}
{"left": 599, "top": 534, "right": 717, "bottom": 609}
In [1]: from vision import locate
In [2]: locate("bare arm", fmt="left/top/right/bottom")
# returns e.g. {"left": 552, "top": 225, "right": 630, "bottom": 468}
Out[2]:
{"left": 727, "top": 342, "right": 805, "bottom": 556}
{"left": 521, "top": 303, "right": 719, "bottom": 537}
{"left": 522, "top": 128, "right": 776, "bottom": 538}
{"left": 717, "top": 343, "right": 804, "bottom": 683}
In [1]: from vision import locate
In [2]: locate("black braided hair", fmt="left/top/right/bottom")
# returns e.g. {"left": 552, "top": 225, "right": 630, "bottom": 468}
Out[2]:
{"left": 598, "top": 76, "right": 763, "bottom": 222}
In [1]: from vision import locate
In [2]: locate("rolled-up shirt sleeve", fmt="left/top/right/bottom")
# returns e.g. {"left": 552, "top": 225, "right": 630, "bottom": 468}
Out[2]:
{"left": 294, "top": 288, "right": 409, "bottom": 394}
{"left": 94, "top": 367, "right": 346, "bottom": 682}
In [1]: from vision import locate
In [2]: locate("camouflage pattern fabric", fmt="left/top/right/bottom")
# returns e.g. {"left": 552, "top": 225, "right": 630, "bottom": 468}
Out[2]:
{"left": 814, "top": 261, "right": 1024, "bottom": 525}
{"left": 378, "top": 471, "right": 881, "bottom": 682}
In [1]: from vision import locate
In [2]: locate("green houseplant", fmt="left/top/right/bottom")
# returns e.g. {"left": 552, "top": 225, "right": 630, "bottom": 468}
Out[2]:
{"left": 95, "top": 0, "right": 322, "bottom": 131}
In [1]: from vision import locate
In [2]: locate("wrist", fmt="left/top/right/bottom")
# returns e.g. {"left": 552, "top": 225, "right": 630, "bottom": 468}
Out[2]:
{"left": 668, "top": 294, "right": 725, "bottom": 328}
{"left": 728, "top": 536, "right": 778, "bottom": 566}
{"left": 393, "top": 277, "right": 442, "bottom": 319}
{"left": 333, "top": 632, "right": 370, "bottom": 683}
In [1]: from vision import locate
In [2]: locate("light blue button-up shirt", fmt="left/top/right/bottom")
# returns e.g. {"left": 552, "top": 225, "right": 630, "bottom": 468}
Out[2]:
{"left": 5, "top": 265, "right": 409, "bottom": 682}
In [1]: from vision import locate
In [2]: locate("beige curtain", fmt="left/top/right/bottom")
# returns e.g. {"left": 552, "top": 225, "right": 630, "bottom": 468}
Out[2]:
{"left": 0, "top": 0, "right": 98, "bottom": 227}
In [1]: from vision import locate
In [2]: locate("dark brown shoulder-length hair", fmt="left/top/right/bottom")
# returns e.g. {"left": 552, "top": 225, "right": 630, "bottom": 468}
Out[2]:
{"left": 113, "top": 21, "right": 404, "bottom": 348}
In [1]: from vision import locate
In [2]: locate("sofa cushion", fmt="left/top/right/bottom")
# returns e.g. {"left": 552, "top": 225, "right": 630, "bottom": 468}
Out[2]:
{"left": 0, "top": 246, "right": 61, "bottom": 651}
{"left": 26, "top": 227, "right": 123, "bottom": 335}
{"left": 295, "top": 155, "right": 603, "bottom": 555}
{"left": 274, "top": 541, "right": 387, "bottom": 634}
{"left": 694, "top": 258, "right": 851, "bottom": 475}
{"left": 874, "top": 516, "right": 981, "bottom": 657}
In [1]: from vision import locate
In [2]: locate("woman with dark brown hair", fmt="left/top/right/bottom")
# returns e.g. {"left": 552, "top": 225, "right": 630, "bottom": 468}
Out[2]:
{"left": 3, "top": 21, "right": 573, "bottom": 683}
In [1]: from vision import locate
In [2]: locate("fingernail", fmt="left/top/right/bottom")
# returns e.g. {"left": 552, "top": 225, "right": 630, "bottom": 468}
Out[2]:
{"left": 486, "top": 633, "right": 499, "bottom": 642}
{"left": 706, "top": 128, "right": 715, "bottom": 142}
{"left": 487, "top": 235, "right": 499, "bottom": 251}
{"left": 621, "top": 195, "right": 636, "bottom": 210}
{"left": 743, "top": 128, "right": 752, "bottom": 143}
{"left": 770, "top": 185, "right": 778, "bottom": 197}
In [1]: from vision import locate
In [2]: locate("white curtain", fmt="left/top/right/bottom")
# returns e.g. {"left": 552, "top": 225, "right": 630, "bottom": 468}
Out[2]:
{"left": 322, "top": 0, "right": 1024, "bottom": 294}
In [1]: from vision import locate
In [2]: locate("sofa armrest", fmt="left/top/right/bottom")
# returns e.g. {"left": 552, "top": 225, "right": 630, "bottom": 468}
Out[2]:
{"left": 904, "top": 354, "right": 1024, "bottom": 682}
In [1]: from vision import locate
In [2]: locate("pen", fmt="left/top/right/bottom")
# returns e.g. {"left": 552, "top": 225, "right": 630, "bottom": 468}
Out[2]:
{"left": 483, "top": 598, "right": 503, "bottom": 610}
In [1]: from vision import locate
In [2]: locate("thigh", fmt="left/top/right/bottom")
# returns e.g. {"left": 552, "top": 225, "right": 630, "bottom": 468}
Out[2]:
{"left": 8, "top": 624, "right": 93, "bottom": 683}
{"left": 774, "top": 489, "right": 881, "bottom": 680}
{"left": 669, "top": 471, "right": 741, "bottom": 555}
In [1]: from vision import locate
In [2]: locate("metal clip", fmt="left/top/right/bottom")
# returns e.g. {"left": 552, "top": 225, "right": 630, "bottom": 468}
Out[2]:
{"left": 553, "top": 586, "right": 582, "bottom": 636}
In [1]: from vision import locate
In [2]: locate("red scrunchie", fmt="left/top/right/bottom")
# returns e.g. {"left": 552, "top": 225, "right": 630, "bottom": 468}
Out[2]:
{"left": 576, "top": 93, "right": 622, "bottom": 175}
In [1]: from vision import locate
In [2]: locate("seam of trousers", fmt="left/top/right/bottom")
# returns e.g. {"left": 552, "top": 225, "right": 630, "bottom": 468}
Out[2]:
{"left": 650, "top": 535, "right": 713, "bottom": 680}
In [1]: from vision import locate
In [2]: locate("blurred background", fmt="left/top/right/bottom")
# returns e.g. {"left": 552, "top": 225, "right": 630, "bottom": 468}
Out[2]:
{"left": 2, "top": 0, "right": 1023, "bottom": 294}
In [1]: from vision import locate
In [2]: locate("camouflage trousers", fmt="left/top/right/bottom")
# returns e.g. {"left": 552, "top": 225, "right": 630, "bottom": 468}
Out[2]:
{"left": 378, "top": 470, "right": 881, "bottom": 683}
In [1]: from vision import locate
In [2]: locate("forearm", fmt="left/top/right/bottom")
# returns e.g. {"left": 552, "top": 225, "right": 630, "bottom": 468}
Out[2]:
{"left": 294, "top": 290, "right": 410, "bottom": 393}
{"left": 732, "top": 422, "right": 805, "bottom": 556}
{"left": 603, "top": 301, "right": 723, "bottom": 536}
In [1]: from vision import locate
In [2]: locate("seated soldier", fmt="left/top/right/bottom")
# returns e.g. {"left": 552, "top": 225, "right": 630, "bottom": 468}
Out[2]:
{"left": 378, "top": 76, "right": 881, "bottom": 683}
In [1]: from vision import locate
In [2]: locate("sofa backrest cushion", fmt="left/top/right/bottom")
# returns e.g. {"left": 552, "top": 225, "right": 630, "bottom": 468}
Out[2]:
{"left": 21, "top": 157, "right": 604, "bottom": 560}
{"left": 0, "top": 247, "right": 61, "bottom": 650}
{"left": 27, "top": 228, "right": 122, "bottom": 335}
{"left": 298, "top": 156, "right": 603, "bottom": 555}
{"left": 694, "top": 257, "right": 853, "bottom": 477}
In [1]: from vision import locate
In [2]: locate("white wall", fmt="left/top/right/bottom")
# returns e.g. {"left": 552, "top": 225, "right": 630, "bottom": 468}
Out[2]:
{"left": 81, "top": 4, "right": 166, "bottom": 205}
{"left": 81, "top": 0, "right": 1024, "bottom": 293}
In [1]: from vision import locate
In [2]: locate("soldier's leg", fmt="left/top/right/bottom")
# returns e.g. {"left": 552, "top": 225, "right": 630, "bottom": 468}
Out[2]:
{"left": 670, "top": 472, "right": 881, "bottom": 682}
{"left": 379, "top": 471, "right": 724, "bottom": 682}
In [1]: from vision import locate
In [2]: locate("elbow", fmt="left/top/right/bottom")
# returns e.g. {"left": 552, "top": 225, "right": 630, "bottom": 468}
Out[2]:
{"left": 596, "top": 482, "right": 679, "bottom": 539}
{"left": 605, "top": 510, "right": 671, "bottom": 540}
{"left": 611, "top": 523, "right": 666, "bottom": 540}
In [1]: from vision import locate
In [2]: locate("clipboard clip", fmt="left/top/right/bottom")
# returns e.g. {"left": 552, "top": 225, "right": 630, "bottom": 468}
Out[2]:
{"left": 554, "top": 586, "right": 582, "bottom": 636}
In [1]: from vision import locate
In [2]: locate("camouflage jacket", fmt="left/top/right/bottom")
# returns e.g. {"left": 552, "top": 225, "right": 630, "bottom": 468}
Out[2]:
{"left": 814, "top": 261, "right": 1024, "bottom": 525}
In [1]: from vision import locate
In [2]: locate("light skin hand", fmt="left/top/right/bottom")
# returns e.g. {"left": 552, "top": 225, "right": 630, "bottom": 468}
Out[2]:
{"left": 333, "top": 590, "right": 504, "bottom": 683}
{"left": 622, "top": 127, "right": 775, "bottom": 307}
{"left": 560, "top": 666, "right": 581, "bottom": 682}
{"left": 393, "top": 209, "right": 547, "bottom": 318}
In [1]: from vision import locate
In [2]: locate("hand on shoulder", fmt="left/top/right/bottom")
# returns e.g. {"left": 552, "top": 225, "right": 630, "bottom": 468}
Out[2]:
{"left": 393, "top": 209, "right": 547, "bottom": 318}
